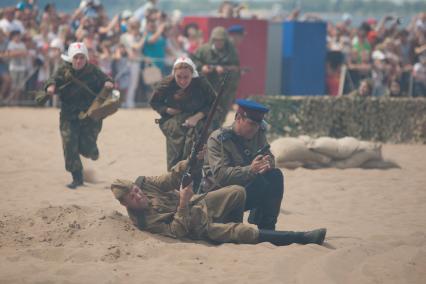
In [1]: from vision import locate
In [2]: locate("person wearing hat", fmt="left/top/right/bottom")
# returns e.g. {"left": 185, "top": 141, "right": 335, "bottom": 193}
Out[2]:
{"left": 227, "top": 24, "right": 245, "bottom": 47}
{"left": 192, "top": 26, "right": 240, "bottom": 128}
{"left": 110, "top": 156, "right": 326, "bottom": 246}
{"left": 43, "top": 42, "right": 114, "bottom": 189}
{"left": 202, "top": 99, "right": 284, "bottom": 231}
{"left": 150, "top": 56, "right": 216, "bottom": 171}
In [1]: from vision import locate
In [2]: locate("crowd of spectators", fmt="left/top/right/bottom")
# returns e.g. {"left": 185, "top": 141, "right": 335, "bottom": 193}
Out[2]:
{"left": 324, "top": 12, "right": 426, "bottom": 97}
{"left": 0, "top": 0, "right": 424, "bottom": 107}
{"left": 0, "top": 0, "right": 205, "bottom": 107}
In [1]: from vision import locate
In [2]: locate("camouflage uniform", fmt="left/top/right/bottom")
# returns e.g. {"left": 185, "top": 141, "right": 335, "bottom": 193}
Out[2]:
{"left": 192, "top": 27, "right": 240, "bottom": 128}
{"left": 202, "top": 124, "right": 284, "bottom": 230}
{"left": 150, "top": 75, "right": 216, "bottom": 171}
{"left": 44, "top": 61, "right": 113, "bottom": 173}
{"left": 114, "top": 160, "right": 259, "bottom": 244}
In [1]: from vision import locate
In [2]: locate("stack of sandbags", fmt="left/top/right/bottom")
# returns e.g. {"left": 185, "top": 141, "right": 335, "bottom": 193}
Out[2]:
{"left": 308, "top": 137, "right": 382, "bottom": 169}
{"left": 271, "top": 136, "right": 385, "bottom": 169}
{"left": 270, "top": 136, "right": 331, "bottom": 169}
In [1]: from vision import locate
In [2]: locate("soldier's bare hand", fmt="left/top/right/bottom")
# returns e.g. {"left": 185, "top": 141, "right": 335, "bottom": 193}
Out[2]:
{"left": 258, "top": 155, "right": 272, "bottom": 174}
{"left": 179, "top": 183, "right": 194, "bottom": 208}
{"left": 46, "top": 84, "right": 56, "bottom": 95}
{"left": 201, "top": 65, "right": 212, "bottom": 74}
{"left": 215, "top": 65, "right": 225, "bottom": 74}
{"left": 183, "top": 112, "right": 204, "bottom": 128}
{"left": 250, "top": 155, "right": 271, "bottom": 174}
{"left": 104, "top": 81, "right": 114, "bottom": 90}
{"left": 166, "top": 107, "right": 181, "bottom": 115}
{"left": 184, "top": 116, "right": 199, "bottom": 127}
{"left": 196, "top": 144, "right": 207, "bottom": 161}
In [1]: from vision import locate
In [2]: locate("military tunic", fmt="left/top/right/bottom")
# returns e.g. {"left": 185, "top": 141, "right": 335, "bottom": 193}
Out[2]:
{"left": 203, "top": 124, "right": 275, "bottom": 191}
{"left": 192, "top": 31, "right": 240, "bottom": 128}
{"left": 203, "top": 124, "right": 283, "bottom": 230}
{"left": 127, "top": 160, "right": 259, "bottom": 244}
{"left": 44, "top": 61, "right": 113, "bottom": 172}
{"left": 150, "top": 75, "right": 216, "bottom": 171}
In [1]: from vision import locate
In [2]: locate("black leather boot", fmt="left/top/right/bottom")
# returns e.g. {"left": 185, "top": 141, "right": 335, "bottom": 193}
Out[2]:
{"left": 258, "top": 228, "right": 326, "bottom": 246}
{"left": 248, "top": 208, "right": 263, "bottom": 225}
{"left": 67, "top": 170, "right": 84, "bottom": 189}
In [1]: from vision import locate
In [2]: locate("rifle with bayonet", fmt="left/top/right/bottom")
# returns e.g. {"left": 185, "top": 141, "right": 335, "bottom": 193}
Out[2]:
{"left": 180, "top": 72, "right": 230, "bottom": 189}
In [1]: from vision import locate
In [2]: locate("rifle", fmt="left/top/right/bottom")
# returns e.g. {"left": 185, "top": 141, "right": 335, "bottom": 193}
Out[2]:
{"left": 180, "top": 72, "right": 230, "bottom": 189}
{"left": 32, "top": 70, "right": 96, "bottom": 106}
{"left": 31, "top": 82, "right": 73, "bottom": 106}
{"left": 207, "top": 64, "right": 251, "bottom": 75}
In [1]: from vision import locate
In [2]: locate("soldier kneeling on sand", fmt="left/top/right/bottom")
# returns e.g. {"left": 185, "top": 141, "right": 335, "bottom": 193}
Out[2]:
{"left": 110, "top": 156, "right": 327, "bottom": 246}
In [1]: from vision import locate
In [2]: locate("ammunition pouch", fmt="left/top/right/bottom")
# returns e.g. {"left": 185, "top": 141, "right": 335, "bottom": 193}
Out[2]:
{"left": 79, "top": 88, "right": 120, "bottom": 121}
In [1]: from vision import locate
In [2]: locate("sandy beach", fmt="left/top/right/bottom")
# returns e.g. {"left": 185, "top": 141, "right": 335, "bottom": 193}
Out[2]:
{"left": 0, "top": 107, "right": 425, "bottom": 284}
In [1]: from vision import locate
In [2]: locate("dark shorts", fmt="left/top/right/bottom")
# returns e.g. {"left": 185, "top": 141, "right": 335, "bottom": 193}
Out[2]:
{"left": 0, "top": 63, "right": 9, "bottom": 75}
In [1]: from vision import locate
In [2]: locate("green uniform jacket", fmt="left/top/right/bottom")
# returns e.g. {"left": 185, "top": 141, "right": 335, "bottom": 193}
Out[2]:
{"left": 128, "top": 160, "right": 198, "bottom": 238}
{"left": 203, "top": 124, "right": 275, "bottom": 191}
{"left": 192, "top": 38, "right": 240, "bottom": 91}
{"left": 44, "top": 61, "right": 113, "bottom": 120}
{"left": 150, "top": 75, "right": 217, "bottom": 170}
{"left": 150, "top": 75, "right": 216, "bottom": 119}
{"left": 127, "top": 160, "right": 258, "bottom": 244}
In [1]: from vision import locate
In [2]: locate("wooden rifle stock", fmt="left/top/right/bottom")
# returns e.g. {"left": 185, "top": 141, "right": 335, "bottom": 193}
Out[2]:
{"left": 180, "top": 72, "right": 230, "bottom": 189}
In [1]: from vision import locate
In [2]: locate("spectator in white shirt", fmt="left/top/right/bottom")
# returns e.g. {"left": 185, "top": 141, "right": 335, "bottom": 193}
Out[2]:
{"left": 6, "top": 30, "right": 27, "bottom": 103}
{"left": 0, "top": 7, "right": 25, "bottom": 36}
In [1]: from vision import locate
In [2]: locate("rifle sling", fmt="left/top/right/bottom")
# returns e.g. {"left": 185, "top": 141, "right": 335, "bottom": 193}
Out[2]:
{"left": 65, "top": 71, "right": 98, "bottom": 97}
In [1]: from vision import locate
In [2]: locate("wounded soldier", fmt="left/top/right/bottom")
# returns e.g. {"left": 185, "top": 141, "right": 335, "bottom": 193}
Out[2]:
{"left": 110, "top": 159, "right": 326, "bottom": 246}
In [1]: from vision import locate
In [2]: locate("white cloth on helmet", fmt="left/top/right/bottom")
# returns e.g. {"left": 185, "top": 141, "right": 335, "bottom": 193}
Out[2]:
{"left": 61, "top": 42, "right": 89, "bottom": 63}
{"left": 172, "top": 56, "right": 199, "bottom": 78}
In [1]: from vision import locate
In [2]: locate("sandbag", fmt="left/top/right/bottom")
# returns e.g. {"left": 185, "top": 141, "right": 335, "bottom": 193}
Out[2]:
{"left": 271, "top": 137, "right": 331, "bottom": 168}
{"left": 361, "top": 159, "right": 399, "bottom": 169}
{"left": 358, "top": 141, "right": 382, "bottom": 152}
{"left": 276, "top": 161, "right": 304, "bottom": 169}
{"left": 337, "top": 137, "right": 360, "bottom": 158}
{"left": 308, "top": 137, "right": 339, "bottom": 157}
{"left": 309, "top": 136, "right": 360, "bottom": 159}
{"left": 298, "top": 135, "right": 313, "bottom": 145}
{"left": 331, "top": 148, "right": 382, "bottom": 169}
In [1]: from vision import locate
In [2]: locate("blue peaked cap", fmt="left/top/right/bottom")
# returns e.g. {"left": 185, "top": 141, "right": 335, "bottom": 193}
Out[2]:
{"left": 236, "top": 99, "right": 269, "bottom": 123}
{"left": 227, "top": 24, "right": 245, "bottom": 34}
{"left": 236, "top": 99, "right": 269, "bottom": 113}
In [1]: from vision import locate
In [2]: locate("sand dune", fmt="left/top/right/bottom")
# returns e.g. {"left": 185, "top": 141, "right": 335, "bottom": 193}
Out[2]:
{"left": 0, "top": 107, "right": 425, "bottom": 284}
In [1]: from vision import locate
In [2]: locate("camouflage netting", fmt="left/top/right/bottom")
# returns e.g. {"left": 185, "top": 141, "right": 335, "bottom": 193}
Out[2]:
{"left": 255, "top": 96, "right": 426, "bottom": 144}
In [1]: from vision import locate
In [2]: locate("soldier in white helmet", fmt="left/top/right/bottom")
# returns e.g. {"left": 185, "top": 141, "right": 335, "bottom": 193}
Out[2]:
{"left": 44, "top": 42, "right": 114, "bottom": 189}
